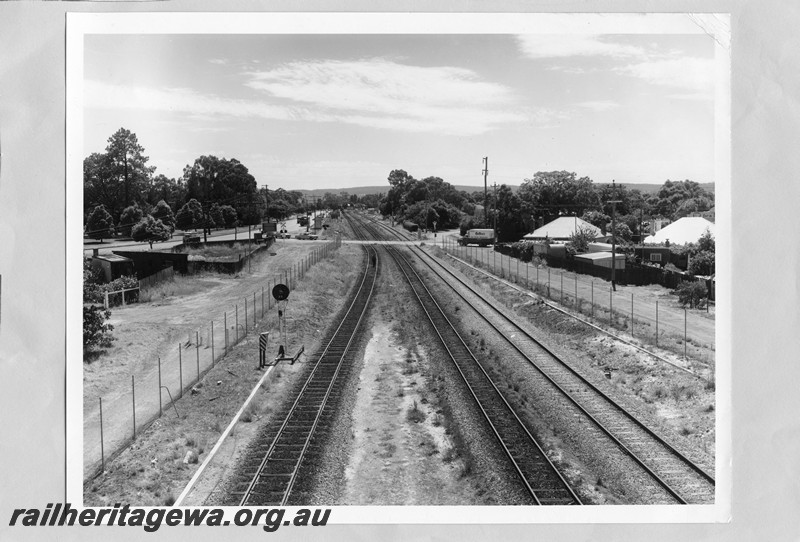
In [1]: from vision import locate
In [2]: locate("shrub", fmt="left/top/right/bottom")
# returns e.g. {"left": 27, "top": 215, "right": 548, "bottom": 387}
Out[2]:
{"left": 675, "top": 280, "right": 708, "bottom": 308}
{"left": 84, "top": 304, "right": 115, "bottom": 352}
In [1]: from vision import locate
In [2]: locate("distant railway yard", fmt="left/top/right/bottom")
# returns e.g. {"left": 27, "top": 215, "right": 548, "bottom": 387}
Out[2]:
{"left": 83, "top": 211, "right": 715, "bottom": 507}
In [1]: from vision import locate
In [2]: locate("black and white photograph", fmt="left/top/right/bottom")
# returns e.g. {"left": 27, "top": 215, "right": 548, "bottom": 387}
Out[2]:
{"left": 65, "top": 12, "right": 732, "bottom": 522}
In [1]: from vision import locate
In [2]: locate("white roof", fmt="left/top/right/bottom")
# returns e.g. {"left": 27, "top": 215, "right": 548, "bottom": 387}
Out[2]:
{"left": 643, "top": 217, "right": 715, "bottom": 245}
{"left": 523, "top": 217, "right": 601, "bottom": 240}
{"left": 575, "top": 251, "right": 625, "bottom": 261}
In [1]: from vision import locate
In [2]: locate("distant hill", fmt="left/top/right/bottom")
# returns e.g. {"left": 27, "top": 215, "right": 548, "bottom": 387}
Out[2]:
{"left": 295, "top": 182, "right": 713, "bottom": 197}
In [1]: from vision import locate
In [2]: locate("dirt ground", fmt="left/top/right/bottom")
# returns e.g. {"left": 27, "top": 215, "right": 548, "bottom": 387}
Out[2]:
{"left": 83, "top": 235, "right": 338, "bottom": 476}
{"left": 84, "top": 241, "right": 362, "bottom": 505}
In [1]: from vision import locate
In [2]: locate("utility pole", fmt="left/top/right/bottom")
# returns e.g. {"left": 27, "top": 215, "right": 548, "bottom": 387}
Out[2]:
{"left": 482, "top": 157, "right": 489, "bottom": 228}
{"left": 262, "top": 184, "right": 269, "bottom": 222}
{"left": 608, "top": 180, "right": 622, "bottom": 292}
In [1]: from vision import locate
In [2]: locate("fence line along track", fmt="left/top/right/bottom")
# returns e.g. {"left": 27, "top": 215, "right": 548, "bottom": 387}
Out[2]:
{"left": 361, "top": 212, "right": 715, "bottom": 504}
{"left": 233, "top": 242, "right": 378, "bottom": 506}
{"left": 348, "top": 212, "right": 581, "bottom": 505}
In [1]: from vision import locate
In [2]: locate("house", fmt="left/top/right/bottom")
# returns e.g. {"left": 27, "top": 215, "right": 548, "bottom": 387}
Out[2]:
{"left": 643, "top": 217, "right": 715, "bottom": 245}
{"left": 523, "top": 217, "right": 608, "bottom": 243}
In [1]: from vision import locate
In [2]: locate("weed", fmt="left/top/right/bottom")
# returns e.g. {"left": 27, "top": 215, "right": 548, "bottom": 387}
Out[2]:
{"left": 407, "top": 401, "right": 426, "bottom": 424}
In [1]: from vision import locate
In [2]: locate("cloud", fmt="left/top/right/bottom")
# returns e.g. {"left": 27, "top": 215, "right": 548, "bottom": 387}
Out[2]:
{"left": 516, "top": 35, "right": 645, "bottom": 59}
{"left": 84, "top": 58, "right": 546, "bottom": 136}
{"left": 615, "top": 57, "right": 714, "bottom": 93}
{"left": 574, "top": 100, "right": 620, "bottom": 112}
{"left": 242, "top": 58, "right": 529, "bottom": 135}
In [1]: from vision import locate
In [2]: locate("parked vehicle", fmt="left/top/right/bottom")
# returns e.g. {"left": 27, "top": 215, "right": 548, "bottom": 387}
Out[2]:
{"left": 458, "top": 228, "right": 495, "bottom": 247}
{"left": 296, "top": 232, "right": 318, "bottom": 240}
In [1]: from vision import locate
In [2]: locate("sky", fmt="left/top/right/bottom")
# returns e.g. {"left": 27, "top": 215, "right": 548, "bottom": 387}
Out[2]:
{"left": 83, "top": 31, "right": 717, "bottom": 192}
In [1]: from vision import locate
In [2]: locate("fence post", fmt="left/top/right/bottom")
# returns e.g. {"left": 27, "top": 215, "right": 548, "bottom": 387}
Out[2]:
{"left": 253, "top": 292, "right": 256, "bottom": 327}
{"left": 575, "top": 273, "right": 578, "bottom": 310}
{"left": 104, "top": 292, "right": 109, "bottom": 310}
{"left": 262, "top": 287, "right": 265, "bottom": 317}
{"left": 211, "top": 320, "right": 215, "bottom": 366}
{"left": 131, "top": 375, "right": 136, "bottom": 439}
{"left": 122, "top": 289, "right": 126, "bottom": 306}
{"left": 235, "top": 305, "right": 239, "bottom": 342}
{"left": 245, "top": 298, "right": 248, "bottom": 334}
{"left": 158, "top": 356, "right": 162, "bottom": 417}
{"left": 195, "top": 331, "right": 200, "bottom": 381}
{"left": 560, "top": 271, "right": 564, "bottom": 304}
{"left": 268, "top": 281, "right": 272, "bottom": 310}
{"left": 224, "top": 312, "right": 228, "bottom": 352}
{"left": 99, "top": 397, "right": 104, "bottom": 473}
{"left": 591, "top": 281, "right": 594, "bottom": 318}
{"left": 631, "top": 293, "right": 634, "bottom": 336}
{"left": 684, "top": 308, "right": 688, "bottom": 360}
{"left": 610, "top": 288, "right": 613, "bottom": 326}
{"left": 179, "top": 344, "right": 183, "bottom": 398}
{"left": 656, "top": 300, "right": 659, "bottom": 346}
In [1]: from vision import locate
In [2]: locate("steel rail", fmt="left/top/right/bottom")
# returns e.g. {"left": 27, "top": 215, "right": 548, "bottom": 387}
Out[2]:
{"left": 363, "top": 213, "right": 715, "bottom": 503}
{"left": 239, "top": 242, "right": 378, "bottom": 506}
{"left": 349, "top": 212, "right": 581, "bottom": 505}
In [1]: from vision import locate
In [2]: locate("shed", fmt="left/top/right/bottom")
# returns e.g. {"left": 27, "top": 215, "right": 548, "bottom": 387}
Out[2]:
{"left": 90, "top": 254, "right": 135, "bottom": 283}
{"left": 574, "top": 251, "right": 626, "bottom": 270}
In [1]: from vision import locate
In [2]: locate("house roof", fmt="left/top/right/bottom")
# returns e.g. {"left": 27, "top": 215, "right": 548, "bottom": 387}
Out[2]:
{"left": 523, "top": 217, "right": 601, "bottom": 240}
{"left": 643, "top": 217, "right": 715, "bottom": 245}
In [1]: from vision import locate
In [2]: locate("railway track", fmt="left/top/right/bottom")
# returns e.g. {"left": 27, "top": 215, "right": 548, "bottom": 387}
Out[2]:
{"left": 348, "top": 212, "right": 582, "bottom": 505}
{"left": 358, "top": 212, "right": 715, "bottom": 504}
{"left": 229, "top": 242, "right": 378, "bottom": 506}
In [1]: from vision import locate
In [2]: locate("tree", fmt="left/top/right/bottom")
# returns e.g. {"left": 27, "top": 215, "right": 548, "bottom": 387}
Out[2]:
{"left": 676, "top": 281, "right": 709, "bottom": 308}
{"left": 84, "top": 305, "right": 115, "bottom": 352}
{"left": 104, "top": 128, "right": 155, "bottom": 210}
{"left": 581, "top": 210, "right": 611, "bottom": 232}
{"left": 220, "top": 205, "right": 238, "bottom": 228}
{"left": 518, "top": 171, "right": 601, "bottom": 226}
{"left": 118, "top": 204, "right": 144, "bottom": 237}
{"left": 183, "top": 155, "right": 258, "bottom": 220}
{"left": 649, "top": 180, "right": 714, "bottom": 219}
{"left": 566, "top": 225, "right": 597, "bottom": 255}
{"left": 86, "top": 205, "right": 115, "bottom": 242}
{"left": 175, "top": 199, "right": 204, "bottom": 231}
{"left": 687, "top": 250, "right": 715, "bottom": 276}
{"left": 131, "top": 215, "right": 172, "bottom": 249}
{"left": 151, "top": 200, "right": 176, "bottom": 232}
{"left": 84, "top": 152, "right": 122, "bottom": 221}
{"left": 148, "top": 174, "right": 186, "bottom": 209}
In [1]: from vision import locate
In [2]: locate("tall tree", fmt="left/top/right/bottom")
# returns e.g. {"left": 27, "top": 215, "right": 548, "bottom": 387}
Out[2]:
{"left": 518, "top": 171, "right": 601, "bottom": 226}
{"left": 648, "top": 180, "right": 714, "bottom": 219}
{"left": 84, "top": 152, "right": 121, "bottom": 221}
{"left": 104, "top": 128, "right": 154, "bottom": 210}
{"left": 183, "top": 156, "right": 258, "bottom": 218}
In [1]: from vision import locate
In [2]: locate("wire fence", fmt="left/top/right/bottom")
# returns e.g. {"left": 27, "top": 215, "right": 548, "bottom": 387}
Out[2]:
{"left": 85, "top": 237, "right": 342, "bottom": 479}
{"left": 441, "top": 237, "right": 715, "bottom": 365}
